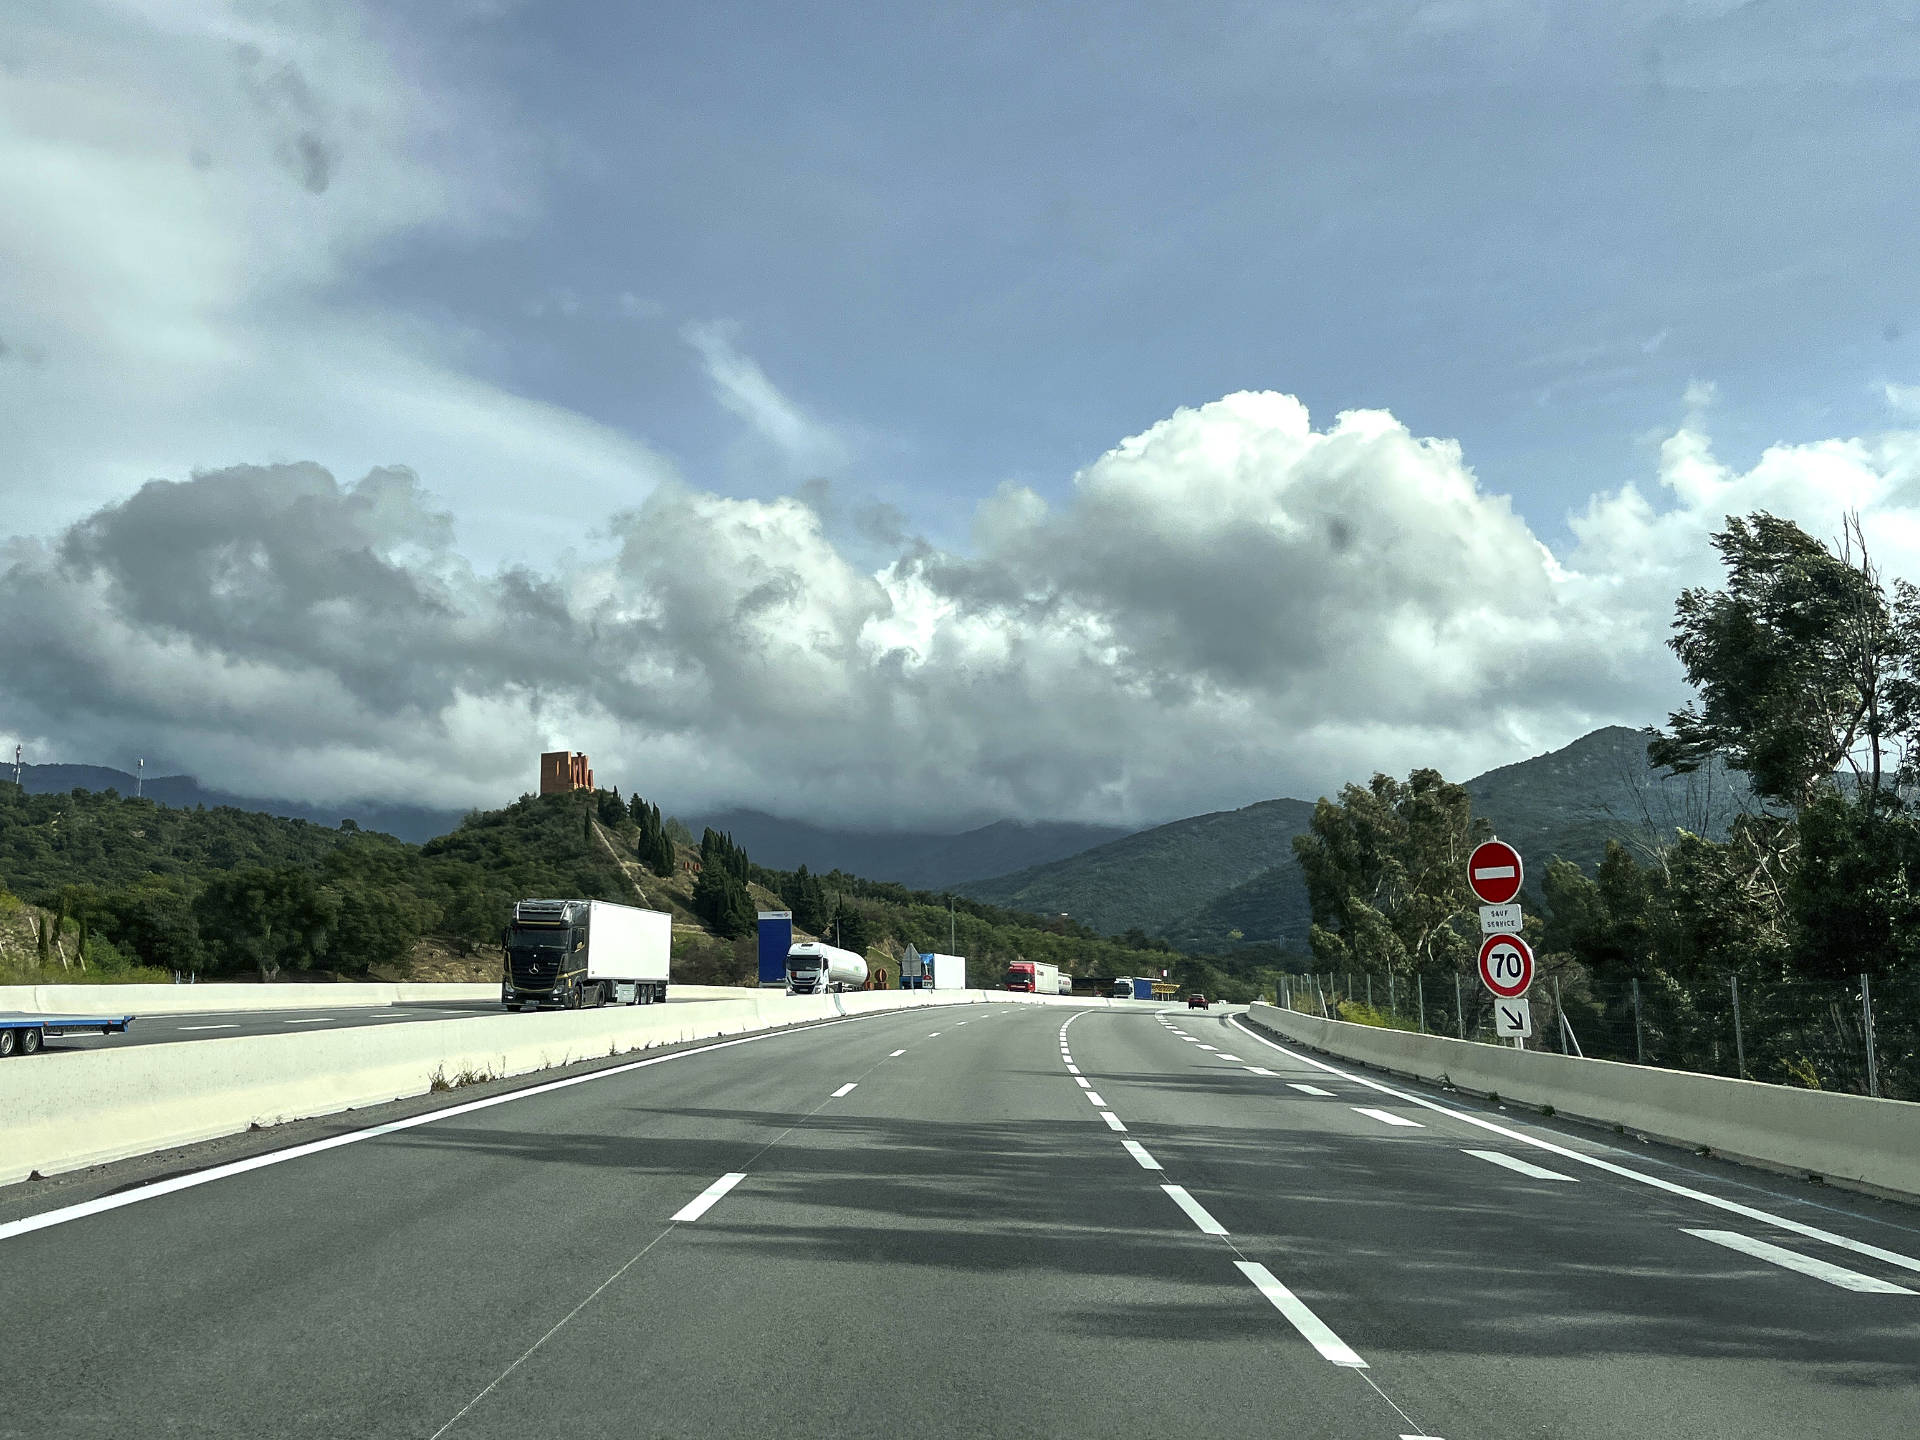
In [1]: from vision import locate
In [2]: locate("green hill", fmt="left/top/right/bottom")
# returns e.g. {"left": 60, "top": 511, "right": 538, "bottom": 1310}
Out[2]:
{"left": 962, "top": 726, "right": 1760, "bottom": 950}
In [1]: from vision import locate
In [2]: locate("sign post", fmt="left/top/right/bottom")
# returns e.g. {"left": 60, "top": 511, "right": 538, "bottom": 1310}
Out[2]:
{"left": 1469, "top": 840, "right": 1531, "bottom": 1047}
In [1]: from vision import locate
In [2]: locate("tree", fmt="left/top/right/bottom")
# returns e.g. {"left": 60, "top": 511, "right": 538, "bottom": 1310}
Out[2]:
{"left": 1650, "top": 512, "right": 1897, "bottom": 811}
{"left": 597, "top": 789, "right": 627, "bottom": 827}
{"left": 1291, "top": 768, "right": 1489, "bottom": 977}
{"left": 194, "top": 867, "right": 340, "bottom": 980}
{"left": 830, "top": 903, "right": 874, "bottom": 955}
{"left": 785, "top": 864, "right": 832, "bottom": 934}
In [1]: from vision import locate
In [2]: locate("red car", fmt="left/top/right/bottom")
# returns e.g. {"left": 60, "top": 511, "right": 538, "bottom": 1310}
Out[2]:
{"left": 1187, "top": 993, "right": 1209, "bottom": 1009}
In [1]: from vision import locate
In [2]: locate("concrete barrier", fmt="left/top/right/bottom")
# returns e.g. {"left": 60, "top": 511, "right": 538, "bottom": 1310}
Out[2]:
{"left": 1243, "top": 1002, "right": 1920, "bottom": 1199}
{"left": 0, "top": 981, "right": 503, "bottom": 1016}
{"left": 1, "top": 988, "right": 1027, "bottom": 1186}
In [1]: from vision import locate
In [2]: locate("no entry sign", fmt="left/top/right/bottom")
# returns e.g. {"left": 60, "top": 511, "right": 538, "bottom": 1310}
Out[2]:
{"left": 1479, "top": 932, "right": 1535, "bottom": 999}
{"left": 1467, "top": 839, "right": 1524, "bottom": 906}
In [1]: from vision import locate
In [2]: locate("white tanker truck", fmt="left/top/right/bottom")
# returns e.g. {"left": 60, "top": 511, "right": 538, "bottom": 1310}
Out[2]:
{"left": 786, "top": 941, "right": 868, "bottom": 995}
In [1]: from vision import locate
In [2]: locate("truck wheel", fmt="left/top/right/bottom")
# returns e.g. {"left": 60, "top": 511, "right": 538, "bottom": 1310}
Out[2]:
{"left": 0, "top": 1029, "right": 16, "bottom": 1058}
{"left": 598, "top": 982, "right": 612, "bottom": 1007}
{"left": 19, "top": 1026, "right": 43, "bottom": 1057}
{"left": 657, "top": 984, "right": 667, "bottom": 1003}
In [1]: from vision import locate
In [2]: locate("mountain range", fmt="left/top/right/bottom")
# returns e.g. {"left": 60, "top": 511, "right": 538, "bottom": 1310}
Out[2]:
{"left": 957, "top": 726, "right": 1756, "bottom": 949}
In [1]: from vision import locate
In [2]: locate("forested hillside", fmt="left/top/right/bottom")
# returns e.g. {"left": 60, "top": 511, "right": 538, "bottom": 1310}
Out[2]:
{"left": 0, "top": 782, "right": 1286, "bottom": 1000}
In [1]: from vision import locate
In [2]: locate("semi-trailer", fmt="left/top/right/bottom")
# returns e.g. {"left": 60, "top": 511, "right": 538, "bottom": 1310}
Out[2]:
{"left": 1055, "top": 974, "right": 1072, "bottom": 996}
{"left": 786, "top": 941, "right": 868, "bottom": 994}
{"left": 927, "top": 952, "right": 966, "bottom": 990}
{"left": 1131, "top": 977, "right": 1154, "bottom": 1000}
{"left": 502, "top": 899, "right": 672, "bottom": 1009}
{"left": 0, "top": 1012, "right": 133, "bottom": 1057}
{"left": 1005, "top": 961, "right": 1059, "bottom": 994}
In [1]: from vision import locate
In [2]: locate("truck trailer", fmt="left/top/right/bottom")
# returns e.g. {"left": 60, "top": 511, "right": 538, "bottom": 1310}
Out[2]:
{"left": 1056, "top": 973, "right": 1072, "bottom": 995}
{"left": 1005, "top": 961, "right": 1059, "bottom": 995}
{"left": 502, "top": 899, "right": 672, "bottom": 1009}
{"left": 927, "top": 952, "right": 966, "bottom": 990}
{"left": 0, "top": 1012, "right": 133, "bottom": 1057}
{"left": 1132, "top": 977, "right": 1154, "bottom": 1000}
{"left": 787, "top": 941, "right": 867, "bottom": 994}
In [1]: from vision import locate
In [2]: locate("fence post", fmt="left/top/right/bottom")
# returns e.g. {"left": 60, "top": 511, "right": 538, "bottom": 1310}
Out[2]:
{"left": 1730, "top": 975, "right": 1747, "bottom": 1080}
{"left": 1418, "top": 974, "right": 1426, "bottom": 1033}
{"left": 1366, "top": 974, "right": 1373, "bottom": 1010}
{"left": 1862, "top": 973, "right": 1881, "bottom": 1099}
{"left": 1632, "top": 976, "right": 1644, "bottom": 1065}
{"left": 1388, "top": 970, "right": 1398, "bottom": 1017}
{"left": 1314, "top": 974, "right": 1328, "bottom": 1018}
{"left": 1555, "top": 975, "right": 1567, "bottom": 1055}
{"left": 1455, "top": 973, "right": 1466, "bottom": 1039}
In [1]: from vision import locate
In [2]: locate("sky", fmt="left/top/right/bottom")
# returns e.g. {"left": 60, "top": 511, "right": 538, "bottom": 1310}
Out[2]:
{"left": 4, "top": 0, "right": 1920, "bottom": 828}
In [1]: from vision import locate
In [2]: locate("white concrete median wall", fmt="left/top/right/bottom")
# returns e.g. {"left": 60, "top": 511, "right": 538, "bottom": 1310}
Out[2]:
{"left": 1245, "top": 1002, "right": 1920, "bottom": 1198}
{"left": 1, "top": 988, "right": 1012, "bottom": 1186}
{"left": 0, "top": 981, "right": 503, "bottom": 1015}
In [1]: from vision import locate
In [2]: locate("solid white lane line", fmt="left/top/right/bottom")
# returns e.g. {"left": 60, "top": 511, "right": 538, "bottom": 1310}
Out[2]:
{"left": 889, "top": 1049, "right": 907, "bottom": 1057}
{"left": 1123, "top": 1140, "right": 1163, "bottom": 1171}
{"left": 284, "top": 1017, "right": 337, "bottom": 1025}
{"left": 830, "top": 1083, "right": 858, "bottom": 1098}
{"left": 1354, "top": 1107, "right": 1424, "bottom": 1128}
{"left": 1289, "top": 1083, "right": 1335, "bottom": 1096}
{"left": 176, "top": 1024, "right": 238, "bottom": 1032}
{"left": 1228, "top": 1014, "right": 1920, "bottom": 1276}
{"left": 1683, "top": 1230, "right": 1916, "bottom": 1293}
{"left": 1235, "top": 1261, "right": 1368, "bottom": 1367}
{"left": 1466, "top": 1150, "right": 1577, "bottom": 1182}
{"left": 1086, "top": 1091, "right": 1107, "bottom": 1106}
{"left": 671, "top": 1172, "right": 746, "bottom": 1222}
{"left": 1075, "top": 1077, "right": 1092, "bottom": 1089}
{"left": 1162, "top": 1184, "right": 1229, "bottom": 1235}
{"left": 1100, "top": 1111, "right": 1127, "bottom": 1132}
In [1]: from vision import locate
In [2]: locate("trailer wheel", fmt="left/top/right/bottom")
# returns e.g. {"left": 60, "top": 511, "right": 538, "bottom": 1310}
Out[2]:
{"left": 19, "top": 1026, "right": 43, "bottom": 1056}
{"left": 657, "top": 984, "right": 668, "bottom": 1003}
{"left": 0, "top": 1029, "right": 16, "bottom": 1058}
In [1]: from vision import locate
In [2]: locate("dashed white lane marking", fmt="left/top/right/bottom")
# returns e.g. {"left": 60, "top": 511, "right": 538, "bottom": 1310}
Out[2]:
{"left": 1683, "top": 1230, "right": 1916, "bottom": 1293}
{"left": 956, "top": 1021, "right": 968, "bottom": 1025}
{"left": 1466, "top": 1149, "right": 1577, "bottom": 1182}
{"left": 1354, "top": 1107, "right": 1423, "bottom": 1128}
{"left": 1196, "top": 1044, "right": 1218, "bottom": 1051}
{"left": 1162, "top": 1184, "right": 1229, "bottom": 1235}
{"left": 1085, "top": 1091, "right": 1107, "bottom": 1106}
{"left": 1230, "top": 1013, "right": 1920, "bottom": 1277}
{"left": 670, "top": 1172, "right": 746, "bottom": 1223}
{"left": 1066, "top": 1064, "right": 1081, "bottom": 1075}
{"left": 928, "top": 1032, "right": 942, "bottom": 1037}
{"left": 889, "top": 1049, "right": 907, "bottom": 1057}
{"left": 176, "top": 1024, "right": 238, "bottom": 1031}
{"left": 1235, "top": 1261, "right": 1368, "bottom": 1367}
{"left": 1075, "top": 1077, "right": 1092, "bottom": 1089}
{"left": 1100, "top": 1111, "right": 1127, "bottom": 1132}
{"left": 830, "top": 1083, "right": 858, "bottom": 1098}
{"left": 1215, "top": 1053, "right": 1243, "bottom": 1061}
{"left": 1122, "top": 1140, "right": 1163, "bottom": 1171}
{"left": 1246, "top": 1067, "right": 1278, "bottom": 1076}
{"left": 284, "top": 1017, "right": 336, "bottom": 1024}
{"left": 1289, "top": 1083, "right": 1335, "bottom": 1096}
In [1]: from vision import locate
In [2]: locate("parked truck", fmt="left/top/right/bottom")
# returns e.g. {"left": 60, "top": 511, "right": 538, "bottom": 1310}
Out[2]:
{"left": 1005, "top": 960, "right": 1059, "bottom": 995}
{"left": 0, "top": 1012, "right": 133, "bottom": 1058}
{"left": 786, "top": 941, "right": 868, "bottom": 995}
{"left": 502, "top": 899, "right": 672, "bottom": 1010}
{"left": 1131, "top": 977, "right": 1154, "bottom": 1000}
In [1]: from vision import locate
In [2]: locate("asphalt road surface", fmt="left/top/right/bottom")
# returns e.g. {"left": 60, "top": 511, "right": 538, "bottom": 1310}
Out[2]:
{"left": 4, "top": 1001, "right": 1918, "bottom": 1439}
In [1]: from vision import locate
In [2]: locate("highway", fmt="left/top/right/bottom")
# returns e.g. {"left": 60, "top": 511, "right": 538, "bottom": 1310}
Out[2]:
{"left": 4, "top": 1001, "right": 1917, "bottom": 1438}
{"left": 30, "top": 996, "right": 704, "bottom": 1051}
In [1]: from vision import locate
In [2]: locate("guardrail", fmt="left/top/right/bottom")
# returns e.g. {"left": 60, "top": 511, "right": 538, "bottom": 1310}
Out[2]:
{"left": 1243, "top": 1002, "right": 1920, "bottom": 1199}
{"left": 1, "top": 988, "right": 1103, "bottom": 1186}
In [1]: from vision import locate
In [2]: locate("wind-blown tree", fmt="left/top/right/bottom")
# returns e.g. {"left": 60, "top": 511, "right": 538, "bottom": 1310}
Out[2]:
{"left": 1292, "top": 768, "right": 1491, "bottom": 977}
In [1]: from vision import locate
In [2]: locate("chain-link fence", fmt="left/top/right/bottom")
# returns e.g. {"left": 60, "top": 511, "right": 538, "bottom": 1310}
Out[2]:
{"left": 1275, "top": 968, "right": 1918, "bottom": 1102}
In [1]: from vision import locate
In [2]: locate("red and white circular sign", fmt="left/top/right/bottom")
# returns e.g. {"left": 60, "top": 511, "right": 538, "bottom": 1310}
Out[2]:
{"left": 1478, "top": 932, "right": 1535, "bottom": 998}
{"left": 1466, "top": 839, "right": 1524, "bottom": 905}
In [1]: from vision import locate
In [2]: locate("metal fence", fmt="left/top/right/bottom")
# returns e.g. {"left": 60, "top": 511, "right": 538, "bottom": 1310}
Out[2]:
{"left": 1276, "top": 968, "right": 1918, "bottom": 1103}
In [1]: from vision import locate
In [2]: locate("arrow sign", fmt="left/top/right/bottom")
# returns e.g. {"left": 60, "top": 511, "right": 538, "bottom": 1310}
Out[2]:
{"left": 1494, "top": 997, "right": 1533, "bottom": 1038}
{"left": 1467, "top": 839, "right": 1524, "bottom": 906}
{"left": 1478, "top": 932, "right": 1535, "bottom": 999}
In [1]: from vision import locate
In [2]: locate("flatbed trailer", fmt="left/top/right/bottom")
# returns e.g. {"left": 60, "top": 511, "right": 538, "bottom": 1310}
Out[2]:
{"left": 0, "top": 1013, "right": 133, "bottom": 1058}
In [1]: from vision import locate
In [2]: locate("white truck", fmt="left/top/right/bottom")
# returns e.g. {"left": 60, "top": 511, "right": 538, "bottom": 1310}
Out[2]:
{"left": 502, "top": 898, "right": 672, "bottom": 1009}
{"left": 786, "top": 941, "right": 868, "bottom": 995}
{"left": 927, "top": 952, "right": 967, "bottom": 991}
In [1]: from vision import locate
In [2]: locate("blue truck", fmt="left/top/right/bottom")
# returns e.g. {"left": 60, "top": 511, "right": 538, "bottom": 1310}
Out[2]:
{"left": 0, "top": 1012, "right": 134, "bottom": 1058}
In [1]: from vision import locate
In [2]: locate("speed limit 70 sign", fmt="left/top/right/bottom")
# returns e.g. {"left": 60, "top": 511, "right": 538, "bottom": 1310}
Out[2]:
{"left": 1478, "top": 932, "right": 1534, "bottom": 998}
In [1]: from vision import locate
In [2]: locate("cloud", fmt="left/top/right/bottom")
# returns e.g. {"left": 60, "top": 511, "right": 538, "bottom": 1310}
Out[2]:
{"left": 8, "top": 388, "right": 1919, "bottom": 826}
{"left": 0, "top": 2, "right": 671, "bottom": 568}
{"left": 682, "top": 321, "right": 851, "bottom": 477}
